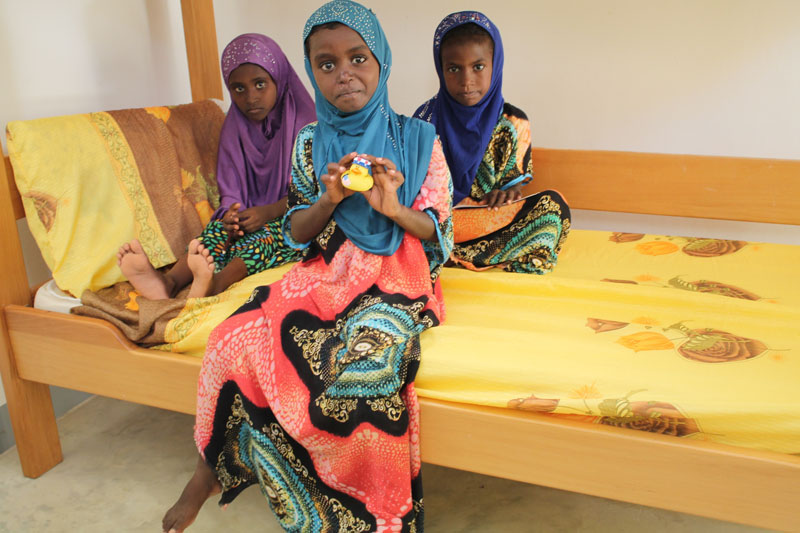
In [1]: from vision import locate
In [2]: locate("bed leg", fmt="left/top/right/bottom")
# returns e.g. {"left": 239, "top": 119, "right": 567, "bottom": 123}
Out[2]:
{"left": 0, "top": 327, "right": 63, "bottom": 478}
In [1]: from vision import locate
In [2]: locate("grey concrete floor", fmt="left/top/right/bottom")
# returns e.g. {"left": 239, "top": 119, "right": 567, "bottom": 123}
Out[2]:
{"left": 0, "top": 396, "right": 770, "bottom": 532}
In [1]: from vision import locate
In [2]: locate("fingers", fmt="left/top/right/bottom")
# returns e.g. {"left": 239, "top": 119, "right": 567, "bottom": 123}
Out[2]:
{"left": 485, "top": 189, "right": 518, "bottom": 209}
{"left": 223, "top": 206, "right": 241, "bottom": 229}
{"left": 237, "top": 209, "right": 261, "bottom": 233}
{"left": 482, "top": 190, "right": 501, "bottom": 208}
{"left": 224, "top": 222, "right": 242, "bottom": 238}
{"left": 323, "top": 166, "right": 345, "bottom": 183}
{"left": 321, "top": 163, "right": 356, "bottom": 204}
{"left": 495, "top": 190, "right": 509, "bottom": 207}
{"left": 362, "top": 154, "right": 397, "bottom": 175}
{"left": 362, "top": 155, "right": 403, "bottom": 190}
{"left": 371, "top": 155, "right": 397, "bottom": 172}
{"left": 337, "top": 152, "right": 358, "bottom": 167}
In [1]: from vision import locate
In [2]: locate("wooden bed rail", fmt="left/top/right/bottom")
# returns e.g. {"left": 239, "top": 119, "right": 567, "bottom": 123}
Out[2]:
{"left": 3, "top": 305, "right": 799, "bottom": 531}
{"left": 529, "top": 149, "right": 800, "bottom": 225}
{"left": 6, "top": 149, "right": 800, "bottom": 226}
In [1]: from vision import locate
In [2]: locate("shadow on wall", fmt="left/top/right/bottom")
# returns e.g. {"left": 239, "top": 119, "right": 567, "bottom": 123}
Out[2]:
{"left": 144, "top": 0, "right": 192, "bottom": 105}
{"left": 0, "top": 2, "right": 20, "bottom": 153}
{"left": 84, "top": 0, "right": 189, "bottom": 109}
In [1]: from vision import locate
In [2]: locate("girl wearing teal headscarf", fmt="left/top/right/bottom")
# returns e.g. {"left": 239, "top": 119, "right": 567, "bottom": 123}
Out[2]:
{"left": 162, "top": 2, "right": 452, "bottom": 532}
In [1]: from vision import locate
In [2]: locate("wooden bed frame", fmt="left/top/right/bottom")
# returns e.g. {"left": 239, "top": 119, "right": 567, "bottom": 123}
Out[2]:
{"left": 1, "top": 1, "right": 799, "bottom": 530}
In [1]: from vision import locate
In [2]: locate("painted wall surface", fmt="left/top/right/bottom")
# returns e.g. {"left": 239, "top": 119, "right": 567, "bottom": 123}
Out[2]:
{"left": 212, "top": 0, "right": 800, "bottom": 159}
{"left": 0, "top": 0, "right": 798, "bottom": 408}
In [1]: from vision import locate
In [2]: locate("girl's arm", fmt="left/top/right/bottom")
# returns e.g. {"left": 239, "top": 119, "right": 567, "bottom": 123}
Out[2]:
{"left": 482, "top": 184, "right": 523, "bottom": 210}
{"left": 387, "top": 204, "right": 436, "bottom": 241}
{"left": 236, "top": 197, "right": 288, "bottom": 233}
{"left": 361, "top": 155, "right": 436, "bottom": 241}
{"left": 256, "top": 197, "right": 288, "bottom": 224}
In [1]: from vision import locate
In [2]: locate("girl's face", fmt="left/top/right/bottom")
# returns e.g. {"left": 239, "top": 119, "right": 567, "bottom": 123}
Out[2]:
{"left": 228, "top": 63, "right": 277, "bottom": 122}
{"left": 306, "top": 25, "right": 380, "bottom": 114}
{"left": 440, "top": 37, "right": 493, "bottom": 107}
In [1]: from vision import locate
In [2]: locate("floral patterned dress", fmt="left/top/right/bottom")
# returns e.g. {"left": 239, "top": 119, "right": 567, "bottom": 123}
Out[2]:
{"left": 194, "top": 125, "right": 453, "bottom": 532}
{"left": 450, "top": 103, "right": 571, "bottom": 274}
{"left": 198, "top": 218, "right": 301, "bottom": 275}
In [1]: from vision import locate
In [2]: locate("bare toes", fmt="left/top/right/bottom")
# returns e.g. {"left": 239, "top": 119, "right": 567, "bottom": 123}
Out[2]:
{"left": 130, "top": 238, "right": 144, "bottom": 254}
{"left": 187, "top": 238, "right": 201, "bottom": 255}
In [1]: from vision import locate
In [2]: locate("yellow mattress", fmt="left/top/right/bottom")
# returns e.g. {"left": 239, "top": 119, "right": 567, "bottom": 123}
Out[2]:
{"left": 421, "top": 231, "right": 800, "bottom": 454}
{"left": 158, "top": 230, "right": 800, "bottom": 454}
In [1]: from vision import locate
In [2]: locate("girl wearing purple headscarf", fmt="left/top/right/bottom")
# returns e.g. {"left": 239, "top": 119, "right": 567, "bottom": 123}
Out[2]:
{"left": 415, "top": 12, "right": 571, "bottom": 274}
{"left": 117, "top": 34, "right": 315, "bottom": 299}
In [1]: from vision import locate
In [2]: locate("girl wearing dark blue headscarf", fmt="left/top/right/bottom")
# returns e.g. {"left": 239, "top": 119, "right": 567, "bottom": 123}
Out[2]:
{"left": 163, "top": 2, "right": 453, "bottom": 532}
{"left": 415, "top": 11, "right": 571, "bottom": 275}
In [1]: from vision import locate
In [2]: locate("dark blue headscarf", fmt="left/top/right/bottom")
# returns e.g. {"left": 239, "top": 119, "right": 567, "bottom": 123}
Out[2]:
{"left": 303, "top": 0, "right": 436, "bottom": 255}
{"left": 414, "top": 11, "right": 504, "bottom": 204}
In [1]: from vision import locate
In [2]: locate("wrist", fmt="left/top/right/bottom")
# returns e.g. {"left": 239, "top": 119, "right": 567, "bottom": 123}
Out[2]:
{"left": 318, "top": 192, "right": 339, "bottom": 211}
{"left": 387, "top": 204, "right": 409, "bottom": 224}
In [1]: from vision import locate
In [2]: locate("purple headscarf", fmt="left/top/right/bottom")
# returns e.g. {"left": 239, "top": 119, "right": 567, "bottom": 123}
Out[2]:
{"left": 414, "top": 12, "right": 504, "bottom": 204}
{"left": 214, "top": 33, "right": 315, "bottom": 219}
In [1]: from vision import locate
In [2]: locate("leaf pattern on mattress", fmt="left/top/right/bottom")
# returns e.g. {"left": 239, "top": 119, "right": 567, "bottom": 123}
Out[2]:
{"left": 507, "top": 394, "right": 559, "bottom": 412}
{"left": 616, "top": 332, "right": 675, "bottom": 352}
{"left": 609, "top": 232, "right": 644, "bottom": 243}
{"left": 599, "top": 274, "right": 764, "bottom": 302}
{"left": 587, "top": 316, "right": 771, "bottom": 363}
{"left": 667, "top": 276, "right": 761, "bottom": 300}
{"left": 598, "top": 400, "right": 700, "bottom": 437}
{"left": 586, "top": 318, "right": 629, "bottom": 333}
{"left": 681, "top": 238, "right": 747, "bottom": 257}
{"left": 665, "top": 322, "right": 769, "bottom": 363}
{"left": 607, "top": 233, "right": 751, "bottom": 258}
{"left": 508, "top": 390, "right": 702, "bottom": 438}
{"left": 635, "top": 240, "right": 680, "bottom": 256}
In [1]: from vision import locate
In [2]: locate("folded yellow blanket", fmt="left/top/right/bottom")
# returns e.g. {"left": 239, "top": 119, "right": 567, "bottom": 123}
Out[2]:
{"left": 7, "top": 101, "right": 224, "bottom": 296}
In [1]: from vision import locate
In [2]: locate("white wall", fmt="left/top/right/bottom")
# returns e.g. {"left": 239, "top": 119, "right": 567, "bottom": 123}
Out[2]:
{"left": 214, "top": 0, "right": 800, "bottom": 159}
{"left": 1, "top": 0, "right": 798, "bottom": 406}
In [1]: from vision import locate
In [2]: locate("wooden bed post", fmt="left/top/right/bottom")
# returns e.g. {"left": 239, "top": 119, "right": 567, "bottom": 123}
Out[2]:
{"left": 0, "top": 157, "right": 63, "bottom": 477}
{"left": 180, "top": 0, "right": 223, "bottom": 102}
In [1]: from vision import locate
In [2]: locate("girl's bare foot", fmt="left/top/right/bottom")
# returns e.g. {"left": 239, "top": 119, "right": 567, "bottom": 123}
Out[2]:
{"left": 117, "top": 239, "right": 172, "bottom": 299}
{"left": 162, "top": 456, "right": 221, "bottom": 533}
{"left": 186, "top": 239, "right": 216, "bottom": 299}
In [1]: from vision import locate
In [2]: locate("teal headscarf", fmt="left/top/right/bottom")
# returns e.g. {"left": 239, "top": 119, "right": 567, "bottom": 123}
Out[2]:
{"left": 303, "top": 0, "right": 436, "bottom": 256}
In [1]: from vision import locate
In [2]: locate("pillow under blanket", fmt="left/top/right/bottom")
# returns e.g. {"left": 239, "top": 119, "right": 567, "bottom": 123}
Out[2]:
{"left": 7, "top": 100, "right": 225, "bottom": 296}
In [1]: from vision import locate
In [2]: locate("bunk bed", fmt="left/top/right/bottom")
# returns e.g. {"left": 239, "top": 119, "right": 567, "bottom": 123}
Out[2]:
{"left": 1, "top": 1, "right": 798, "bottom": 530}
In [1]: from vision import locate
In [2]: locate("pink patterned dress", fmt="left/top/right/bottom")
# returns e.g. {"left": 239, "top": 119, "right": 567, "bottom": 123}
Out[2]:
{"left": 194, "top": 126, "right": 452, "bottom": 532}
